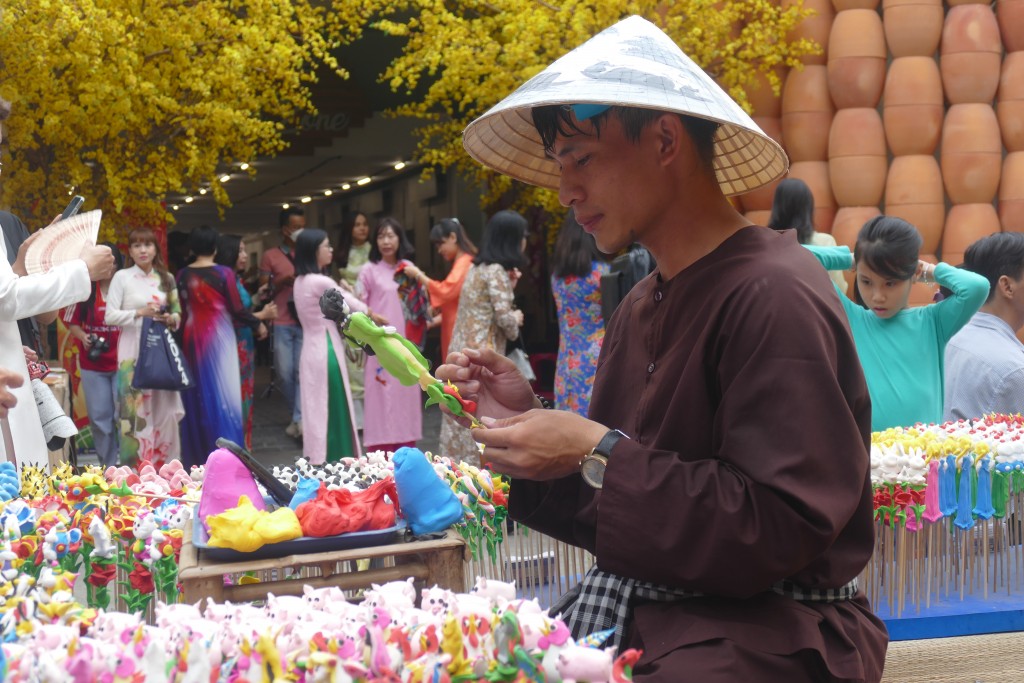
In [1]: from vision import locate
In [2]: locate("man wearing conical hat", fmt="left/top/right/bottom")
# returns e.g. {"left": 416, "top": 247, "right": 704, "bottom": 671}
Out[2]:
{"left": 439, "top": 16, "right": 887, "bottom": 681}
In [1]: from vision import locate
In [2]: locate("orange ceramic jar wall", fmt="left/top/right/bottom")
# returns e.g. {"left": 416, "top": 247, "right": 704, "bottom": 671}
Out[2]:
{"left": 941, "top": 204, "right": 1001, "bottom": 265}
{"left": 827, "top": 9, "right": 887, "bottom": 108}
{"left": 829, "top": 108, "right": 888, "bottom": 206}
{"left": 789, "top": 161, "right": 838, "bottom": 231}
{"left": 884, "top": 155, "right": 945, "bottom": 254}
{"left": 883, "top": 57, "right": 944, "bottom": 156}
{"left": 882, "top": 0, "right": 944, "bottom": 57}
{"left": 997, "top": 53, "right": 1024, "bottom": 152}
{"left": 785, "top": 0, "right": 835, "bottom": 65}
{"left": 1000, "top": 152, "right": 1024, "bottom": 232}
{"left": 833, "top": 0, "right": 880, "bottom": 9}
{"left": 996, "top": 0, "right": 1024, "bottom": 51}
{"left": 832, "top": 206, "right": 882, "bottom": 249}
{"left": 940, "top": 104, "right": 1002, "bottom": 204}
{"left": 940, "top": 4, "right": 1003, "bottom": 104}
{"left": 782, "top": 65, "right": 834, "bottom": 162}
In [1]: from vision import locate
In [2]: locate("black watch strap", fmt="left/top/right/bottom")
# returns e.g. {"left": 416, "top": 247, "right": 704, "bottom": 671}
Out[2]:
{"left": 594, "top": 429, "right": 627, "bottom": 457}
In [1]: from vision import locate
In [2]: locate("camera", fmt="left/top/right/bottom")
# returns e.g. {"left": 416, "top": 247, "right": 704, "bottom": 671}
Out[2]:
{"left": 86, "top": 334, "right": 110, "bottom": 362}
{"left": 158, "top": 304, "right": 169, "bottom": 315}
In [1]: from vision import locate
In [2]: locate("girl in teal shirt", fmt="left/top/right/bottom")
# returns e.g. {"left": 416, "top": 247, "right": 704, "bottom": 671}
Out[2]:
{"left": 808, "top": 216, "right": 988, "bottom": 431}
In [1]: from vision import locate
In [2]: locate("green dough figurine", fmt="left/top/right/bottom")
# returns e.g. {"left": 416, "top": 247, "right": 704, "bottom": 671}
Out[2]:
{"left": 319, "top": 289, "right": 481, "bottom": 426}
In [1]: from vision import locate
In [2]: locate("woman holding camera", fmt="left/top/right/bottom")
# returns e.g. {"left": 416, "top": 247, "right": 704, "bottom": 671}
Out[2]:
{"left": 63, "top": 243, "right": 123, "bottom": 467}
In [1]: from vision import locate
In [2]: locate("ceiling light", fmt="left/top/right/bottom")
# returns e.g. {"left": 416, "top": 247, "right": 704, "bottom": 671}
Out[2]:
{"left": 282, "top": 203, "right": 290, "bottom": 209}
{"left": 239, "top": 162, "right": 250, "bottom": 171}
{"left": 171, "top": 204, "right": 179, "bottom": 211}
{"left": 324, "top": 189, "right": 333, "bottom": 196}
{"left": 357, "top": 177, "right": 371, "bottom": 186}
{"left": 301, "top": 196, "right": 312, "bottom": 204}
{"left": 198, "top": 188, "right": 207, "bottom": 195}
{"left": 394, "top": 162, "right": 406, "bottom": 171}
{"left": 184, "top": 196, "right": 193, "bottom": 203}
{"left": 341, "top": 183, "right": 351, "bottom": 191}
{"left": 220, "top": 174, "right": 231, "bottom": 183}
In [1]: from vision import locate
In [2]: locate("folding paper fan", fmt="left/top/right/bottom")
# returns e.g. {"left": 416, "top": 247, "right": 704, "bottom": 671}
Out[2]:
{"left": 23, "top": 209, "right": 102, "bottom": 275}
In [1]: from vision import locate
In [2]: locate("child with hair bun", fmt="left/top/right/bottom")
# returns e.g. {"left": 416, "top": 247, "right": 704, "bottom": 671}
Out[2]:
{"left": 808, "top": 215, "right": 988, "bottom": 431}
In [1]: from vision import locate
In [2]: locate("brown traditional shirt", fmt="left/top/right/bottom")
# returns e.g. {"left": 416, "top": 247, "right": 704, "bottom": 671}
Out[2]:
{"left": 510, "top": 226, "right": 887, "bottom": 681}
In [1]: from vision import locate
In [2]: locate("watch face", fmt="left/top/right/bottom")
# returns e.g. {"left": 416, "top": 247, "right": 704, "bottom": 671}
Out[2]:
{"left": 581, "top": 454, "right": 607, "bottom": 489}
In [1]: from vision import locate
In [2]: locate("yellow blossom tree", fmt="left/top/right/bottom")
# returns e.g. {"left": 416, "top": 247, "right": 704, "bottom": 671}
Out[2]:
{"left": 0, "top": 0, "right": 369, "bottom": 239}
{"left": 360, "top": 0, "right": 818, "bottom": 222}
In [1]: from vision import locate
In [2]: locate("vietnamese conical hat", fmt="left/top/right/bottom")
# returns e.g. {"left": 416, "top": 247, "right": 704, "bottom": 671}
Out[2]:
{"left": 462, "top": 15, "right": 788, "bottom": 196}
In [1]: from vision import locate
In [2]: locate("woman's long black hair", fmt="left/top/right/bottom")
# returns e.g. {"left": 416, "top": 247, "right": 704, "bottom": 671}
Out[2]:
{"left": 294, "top": 228, "right": 331, "bottom": 276}
{"left": 552, "top": 215, "right": 600, "bottom": 278}
{"left": 768, "top": 178, "right": 815, "bottom": 244}
{"left": 214, "top": 234, "right": 243, "bottom": 272}
{"left": 475, "top": 210, "right": 527, "bottom": 270}
{"left": 429, "top": 217, "right": 477, "bottom": 255}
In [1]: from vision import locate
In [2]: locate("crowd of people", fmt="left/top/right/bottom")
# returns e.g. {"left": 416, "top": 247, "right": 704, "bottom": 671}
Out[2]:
{"left": 3, "top": 15, "right": 1024, "bottom": 680}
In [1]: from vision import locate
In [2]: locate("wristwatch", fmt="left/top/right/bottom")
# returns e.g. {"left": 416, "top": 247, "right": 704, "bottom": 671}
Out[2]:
{"left": 580, "top": 429, "right": 628, "bottom": 489}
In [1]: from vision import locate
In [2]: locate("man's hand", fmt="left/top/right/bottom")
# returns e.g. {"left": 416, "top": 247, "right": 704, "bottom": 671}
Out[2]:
{"left": 256, "top": 323, "right": 268, "bottom": 341}
{"left": 0, "top": 368, "right": 24, "bottom": 419}
{"left": 22, "top": 346, "right": 38, "bottom": 364}
{"left": 471, "top": 409, "right": 609, "bottom": 481}
{"left": 79, "top": 242, "right": 115, "bottom": 281}
{"left": 435, "top": 348, "right": 539, "bottom": 427}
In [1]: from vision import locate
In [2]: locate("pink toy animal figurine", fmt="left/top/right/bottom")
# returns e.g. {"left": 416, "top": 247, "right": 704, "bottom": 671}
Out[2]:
{"left": 362, "top": 581, "right": 415, "bottom": 614}
{"left": 420, "top": 585, "right": 456, "bottom": 615}
{"left": 265, "top": 592, "right": 307, "bottom": 637}
{"left": 154, "top": 600, "right": 203, "bottom": 629}
{"left": 470, "top": 576, "right": 517, "bottom": 605}
{"left": 90, "top": 609, "right": 143, "bottom": 644}
{"left": 556, "top": 643, "right": 617, "bottom": 683}
{"left": 303, "top": 584, "right": 345, "bottom": 610}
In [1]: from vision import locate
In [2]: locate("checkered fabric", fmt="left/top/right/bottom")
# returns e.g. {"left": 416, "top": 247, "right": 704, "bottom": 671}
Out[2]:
{"left": 552, "top": 564, "right": 859, "bottom": 650}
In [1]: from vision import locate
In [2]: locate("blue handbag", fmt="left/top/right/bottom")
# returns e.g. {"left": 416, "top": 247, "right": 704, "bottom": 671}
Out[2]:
{"left": 131, "top": 318, "right": 193, "bottom": 391}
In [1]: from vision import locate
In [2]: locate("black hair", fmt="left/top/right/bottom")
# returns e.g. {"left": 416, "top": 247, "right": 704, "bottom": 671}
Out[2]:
{"left": 214, "top": 234, "right": 243, "bottom": 271}
{"left": 963, "top": 231, "right": 1024, "bottom": 304}
{"left": 854, "top": 216, "right": 922, "bottom": 281}
{"left": 83, "top": 243, "right": 123, "bottom": 325}
{"left": 368, "top": 217, "right": 415, "bottom": 263}
{"left": 552, "top": 215, "right": 600, "bottom": 278}
{"left": 475, "top": 210, "right": 527, "bottom": 270}
{"left": 768, "top": 178, "right": 815, "bottom": 244}
{"left": 337, "top": 211, "right": 370, "bottom": 268}
{"left": 188, "top": 224, "right": 219, "bottom": 257}
{"left": 294, "top": 228, "right": 331, "bottom": 276}
{"left": 279, "top": 206, "right": 305, "bottom": 229}
{"left": 429, "top": 217, "right": 477, "bottom": 255}
{"left": 531, "top": 105, "right": 719, "bottom": 171}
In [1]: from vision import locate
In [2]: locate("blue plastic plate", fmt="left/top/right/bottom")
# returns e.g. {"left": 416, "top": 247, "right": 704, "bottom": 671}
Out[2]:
{"left": 193, "top": 518, "right": 406, "bottom": 562}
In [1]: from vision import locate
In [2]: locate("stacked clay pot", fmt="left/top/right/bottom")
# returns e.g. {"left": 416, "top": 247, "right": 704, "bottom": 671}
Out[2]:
{"left": 938, "top": 3, "right": 1003, "bottom": 262}
{"left": 762, "top": 3, "right": 1020, "bottom": 297}
{"left": 825, "top": 5, "right": 886, "bottom": 248}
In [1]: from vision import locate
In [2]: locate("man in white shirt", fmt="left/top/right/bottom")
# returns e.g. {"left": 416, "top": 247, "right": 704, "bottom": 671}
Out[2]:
{"left": 945, "top": 232, "right": 1024, "bottom": 421}
{"left": 0, "top": 97, "right": 114, "bottom": 465}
